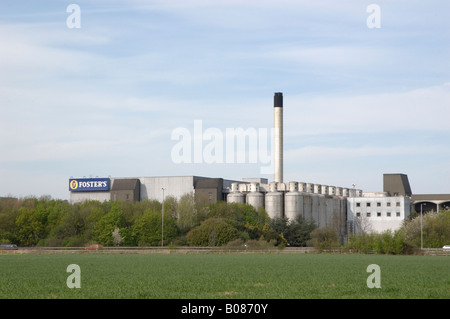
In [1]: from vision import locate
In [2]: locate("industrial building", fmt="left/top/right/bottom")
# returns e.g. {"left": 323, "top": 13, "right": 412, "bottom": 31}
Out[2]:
{"left": 69, "top": 176, "right": 240, "bottom": 205}
{"left": 69, "top": 93, "right": 450, "bottom": 236}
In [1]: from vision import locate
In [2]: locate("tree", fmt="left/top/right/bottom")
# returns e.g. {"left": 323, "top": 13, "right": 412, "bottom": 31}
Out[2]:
{"left": 270, "top": 216, "right": 316, "bottom": 247}
{"left": 92, "top": 203, "right": 126, "bottom": 246}
{"left": 399, "top": 209, "right": 450, "bottom": 248}
{"left": 353, "top": 213, "right": 373, "bottom": 234}
{"left": 176, "top": 193, "right": 198, "bottom": 233}
{"left": 132, "top": 209, "right": 178, "bottom": 246}
{"left": 15, "top": 208, "right": 44, "bottom": 246}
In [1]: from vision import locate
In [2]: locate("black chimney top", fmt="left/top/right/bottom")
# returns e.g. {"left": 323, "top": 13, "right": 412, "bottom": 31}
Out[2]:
{"left": 274, "top": 92, "right": 283, "bottom": 108}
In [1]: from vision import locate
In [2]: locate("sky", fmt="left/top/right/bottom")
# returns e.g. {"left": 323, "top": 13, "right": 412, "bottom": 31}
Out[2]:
{"left": 1, "top": 0, "right": 449, "bottom": 200}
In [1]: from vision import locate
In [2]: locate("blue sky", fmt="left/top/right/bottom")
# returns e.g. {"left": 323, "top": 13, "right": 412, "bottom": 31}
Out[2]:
{"left": 1, "top": 0, "right": 449, "bottom": 200}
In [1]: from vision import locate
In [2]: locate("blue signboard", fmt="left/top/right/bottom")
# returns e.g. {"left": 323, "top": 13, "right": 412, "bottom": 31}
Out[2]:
{"left": 69, "top": 178, "right": 110, "bottom": 192}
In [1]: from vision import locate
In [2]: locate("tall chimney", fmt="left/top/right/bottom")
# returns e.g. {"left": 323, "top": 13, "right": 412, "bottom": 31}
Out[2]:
{"left": 274, "top": 92, "right": 283, "bottom": 183}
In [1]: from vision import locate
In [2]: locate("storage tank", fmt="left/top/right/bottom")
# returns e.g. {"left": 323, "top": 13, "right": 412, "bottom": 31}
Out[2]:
{"left": 246, "top": 182, "right": 264, "bottom": 210}
{"left": 302, "top": 194, "right": 313, "bottom": 222}
{"left": 265, "top": 184, "right": 284, "bottom": 219}
{"left": 227, "top": 183, "right": 245, "bottom": 204}
{"left": 285, "top": 183, "right": 303, "bottom": 221}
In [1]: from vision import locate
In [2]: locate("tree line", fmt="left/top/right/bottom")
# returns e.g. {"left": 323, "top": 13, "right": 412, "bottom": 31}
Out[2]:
{"left": 0, "top": 195, "right": 448, "bottom": 254}
{"left": 0, "top": 195, "right": 315, "bottom": 248}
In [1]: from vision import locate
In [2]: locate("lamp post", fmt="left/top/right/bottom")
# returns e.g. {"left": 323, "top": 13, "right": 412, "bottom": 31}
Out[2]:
{"left": 420, "top": 203, "right": 426, "bottom": 250}
{"left": 161, "top": 187, "right": 166, "bottom": 247}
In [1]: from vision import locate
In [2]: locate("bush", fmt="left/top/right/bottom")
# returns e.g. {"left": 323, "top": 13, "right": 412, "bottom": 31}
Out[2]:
{"left": 346, "top": 230, "right": 407, "bottom": 254}
{"left": 270, "top": 216, "right": 316, "bottom": 247}
{"left": 186, "top": 218, "right": 239, "bottom": 246}
{"left": 308, "top": 227, "right": 340, "bottom": 252}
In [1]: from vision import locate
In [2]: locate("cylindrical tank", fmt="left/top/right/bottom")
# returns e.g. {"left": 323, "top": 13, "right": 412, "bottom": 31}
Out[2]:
{"left": 285, "top": 189, "right": 303, "bottom": 221}
{"left": 227, "top": 184, "right": 245, "bottom": 204}
{"left": 246, "top": 183, "right": 264, "bottom": 210}
{"left": 302, "top": 194, "right": 313, "bottom": 222}
{"left": 265, "top": 190, "right": 284, "bottom": 219}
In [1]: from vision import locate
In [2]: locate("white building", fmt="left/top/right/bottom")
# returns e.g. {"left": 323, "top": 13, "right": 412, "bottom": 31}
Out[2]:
{"left": 347, "top": 192, "right": 411, "bottom": 233}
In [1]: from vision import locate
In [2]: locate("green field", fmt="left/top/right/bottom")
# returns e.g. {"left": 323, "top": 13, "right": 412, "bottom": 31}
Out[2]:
{"left": 0, "top": 253, "right": 448, "bottom": 299}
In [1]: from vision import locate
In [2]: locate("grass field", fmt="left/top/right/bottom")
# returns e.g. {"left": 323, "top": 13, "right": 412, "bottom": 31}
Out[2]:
{"left": 0, "top": 252, "right": 448, "bottom": 299}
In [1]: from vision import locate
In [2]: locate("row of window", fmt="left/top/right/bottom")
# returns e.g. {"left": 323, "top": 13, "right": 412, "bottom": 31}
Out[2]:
{"left": 356, "top": 212, "right": 401, "bottom": 218}
{"left": 356, "top": 202, "right": 401, "bottom": 207}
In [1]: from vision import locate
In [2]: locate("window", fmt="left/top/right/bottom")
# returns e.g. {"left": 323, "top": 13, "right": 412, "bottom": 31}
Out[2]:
{"left": 377, "top": 212, "right": 381, "bottom": 217}
{"left": 366, "top": 202, "right": 371, "bottom": 207}
{"left": 377, "top": 202, "right": 381, "bottom": 207}
{"left": 387, "top": 212, "right": 391, "bottom": 217}
{"left": 356, "top": 203, "right": 361, "bottom": 207}
{"left": 396, "top": 202, "right": 401, "bottom": 207}
{"left": 367, "top": 212, "right": 371, "bottom": 217}
{"left": 356, "top": 212, "right": 361, "bottom": 217}
{"left": 396, "top": 212, "right": 401, "bottom": 217}
{"left": 387, "top": 202, "right": 391, "bottom": 207}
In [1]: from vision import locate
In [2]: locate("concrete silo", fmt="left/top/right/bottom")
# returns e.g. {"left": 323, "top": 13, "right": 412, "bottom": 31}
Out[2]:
{"left": 285, "top": 181, "right": 303, "bottom": 221}
{"left": 227, "top": 182, "right": 245, "bottom": 204}
{"left": 246, "top": 182, "right": 265, "bottom": 210}
{"left": 265, "top": 182, "right": 284, "bottom": 219}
